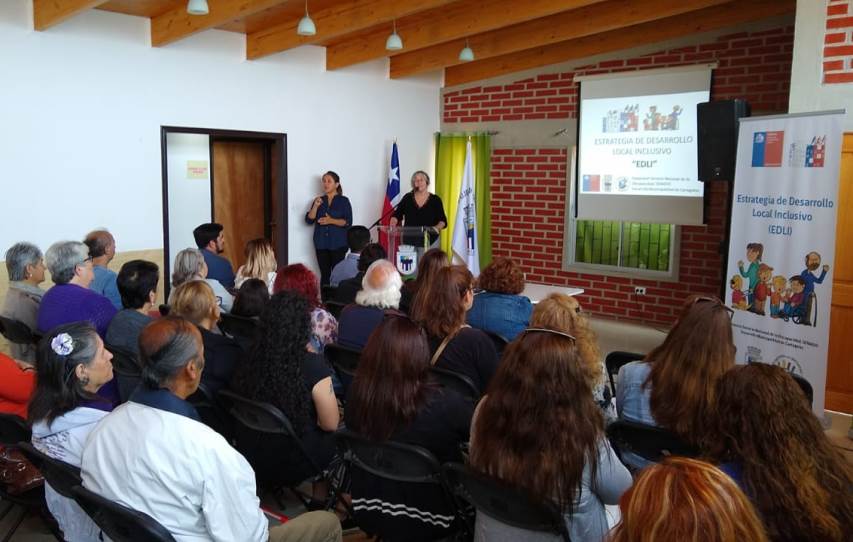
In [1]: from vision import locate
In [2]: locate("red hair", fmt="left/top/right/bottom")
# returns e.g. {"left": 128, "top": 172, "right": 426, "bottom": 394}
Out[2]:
{"left": 273, "top": 263, "right": 320, "bottom": 307}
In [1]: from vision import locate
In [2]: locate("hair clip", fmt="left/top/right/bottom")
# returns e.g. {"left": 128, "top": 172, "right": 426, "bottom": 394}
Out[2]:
{"left": 51, "top": 333, "right": 74, "bottom": 356}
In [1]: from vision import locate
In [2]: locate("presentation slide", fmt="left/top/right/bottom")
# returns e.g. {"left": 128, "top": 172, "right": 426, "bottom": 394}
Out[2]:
{"left": 579, "top": 91, "right": 707, "bottom": 197}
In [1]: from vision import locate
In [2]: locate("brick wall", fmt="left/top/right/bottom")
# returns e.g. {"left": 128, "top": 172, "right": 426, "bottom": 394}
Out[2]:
{"left": 446, "top": 25, "right": 794, "bottom": 327}
{"left": 824, "top": 0, "right": 853, "bottom": 84}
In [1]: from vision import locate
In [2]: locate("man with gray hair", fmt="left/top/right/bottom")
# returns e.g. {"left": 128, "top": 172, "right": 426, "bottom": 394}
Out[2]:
{"left": 82, "top": 317, "right": 341, "bottom": 542}
{"left": 84, "top": 230, "right": 121, "bottom": 309}
{"left": 2, "top": 242, "right": 46, "bottom": 360}
{"left": 337, "top": 259, "right": 402, "bottom": 350}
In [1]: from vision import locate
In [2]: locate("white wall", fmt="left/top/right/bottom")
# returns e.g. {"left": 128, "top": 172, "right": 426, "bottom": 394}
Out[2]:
{"left": 166, "top": 133, "right": 211, "bottom": 261}
{"left": 0, "top": 0, "right": 440, "bottom": 271}
{"left": 789, "top": 0, "right": 853, "bottom": 130}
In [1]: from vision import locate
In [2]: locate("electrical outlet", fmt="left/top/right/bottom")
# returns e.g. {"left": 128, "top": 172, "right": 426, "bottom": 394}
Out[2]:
{"left": 634, "top": 286, "right": 646, "bottom": 296}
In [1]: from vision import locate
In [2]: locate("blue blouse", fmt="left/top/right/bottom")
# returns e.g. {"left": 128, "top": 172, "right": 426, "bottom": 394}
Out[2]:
{"left": 466, "top": 292, "right": 532, "bottom": 342}
{"left": 305, "top": 194, "right": 353, "bottom": 250}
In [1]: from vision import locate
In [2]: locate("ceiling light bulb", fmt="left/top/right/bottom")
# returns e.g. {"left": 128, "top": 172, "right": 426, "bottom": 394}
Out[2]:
{"left": 459, "top": 40, "right": 474, "bottom": 62}
{"left": 187, "top": 0, "right": 209, "bottom": 16}
{"left": 386, "top": 21, "right": 403, "bottom": 51}
{"left": 297, "top": 0, "right": 316, "bottom": 36}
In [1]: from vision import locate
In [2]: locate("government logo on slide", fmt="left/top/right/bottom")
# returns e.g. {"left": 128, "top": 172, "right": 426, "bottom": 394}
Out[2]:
{"left": 751, "top": 131, "right": 784, "bottom": 167}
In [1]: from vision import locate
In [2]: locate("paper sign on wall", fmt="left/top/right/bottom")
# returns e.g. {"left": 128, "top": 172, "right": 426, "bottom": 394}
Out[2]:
{"left": 187, "top": 160, "right": 209, "bottom": 179}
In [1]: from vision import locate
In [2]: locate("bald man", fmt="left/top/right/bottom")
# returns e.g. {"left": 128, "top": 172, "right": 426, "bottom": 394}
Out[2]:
{"left": 337, "top": 259, "right": 402, "bottom": 350}
{"left": 84, "top": 230, "right": 121, "bottom": 309}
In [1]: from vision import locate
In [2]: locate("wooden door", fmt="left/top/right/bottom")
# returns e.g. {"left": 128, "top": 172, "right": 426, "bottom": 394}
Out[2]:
{"left": 212, "top": 141, "right": 267, "bottom": 271}
{"left": 826, "top": 133, "right": 853, "bottom": 413}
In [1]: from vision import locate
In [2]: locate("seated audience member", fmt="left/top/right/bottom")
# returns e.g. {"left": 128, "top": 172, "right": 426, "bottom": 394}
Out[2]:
{"left": 411, "top": 265, "right": 498, "bottom": 393}
{"left": 706, "top": 363, "right": 853, "bottom": 542}
{"left": 274, "top": 263, "right": 337, "bottom": 352}
{"left": 234, "top": 238, "right": 277, "bottom": 294}
{"left": 615, "top": 296, "right": 734, "bottom": 468}
{"left": 193, "top": 222, "right": 235, "bottom": 289}
{"left": 333, "top": 243, "right": 387, "bottom": 306}
{"left": 330, "top": 225, "right": 370, "bottom": 287}
{"left": 530, "top": 293, "right": 615, "bottom": 422}
{"left": 337, "top": 259, "right": 402, "bottom": 350}
{"left": 2, "top": 242, "right": 46, "bottom": 361}
{"left": 231, "top": 278, "right": 270, "bottom": 319}
{"left": 399, "top": 247, "right": 448, "bottom": 313}
{"left": 470, "top": 328, "right": 631, "bottom": 542}
{"left": 83, "top": 229, "right": 121, "bottom": 309}
{"left": 231, "top": 291, "right": 339, "bottom": 478}
{"left": 30, "top": 322, "right": 114, "bottom": 541}
{"left": 345, "top": 315, "right": 473, "bottom": 539}
{"left": 608, "top": 457, "right": 768, "bottom": 542}
{"left": 170, "top": 247, "right": 233, "bottom": 312}
{"left": 81, "top": 317, "right": 341, "bottom": 542}
{"left": 466, "top": 256, "right": 531, "bottom": 341}
{"left": 38, "top": 241, "right": 117, "bottom": 338}
{"left": 0, "top": 352, "right": 35, "bottom": 418}
{"left": 170, "top": 281, "right": 242, "bottom": 394}
{"left": 105, "top": 259, "right": 159, "bottom": 356}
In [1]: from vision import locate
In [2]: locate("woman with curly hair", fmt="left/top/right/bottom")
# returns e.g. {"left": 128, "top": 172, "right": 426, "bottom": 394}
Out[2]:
{"left": 230, "top": 290, "right": 339, "bottom": 475}
{"left": 400, "top": 248, "right": 448, "bottom": 313}
{"left": 529, "top": 293, "right": 614, "bottom": 422}
{"left": 470, "top": 329, "right": 631, "bottom": 542}
{"left": 616, "top": 296, "right": 734, "bottom": 467}
{"left": 608, "top": 457, "right": 768, "bottom": 542}
{"left": 466, "top": 257, "right": 531, "bottom": 341}
{"left": 273, "top": 263, "right": 337, "bottom": 353}
{"left": 706, "top": 363, "right": 853, "bottom": 541}
{"left": 234, "top": 238, "right": 278, "bottom": 294}
{"left": 410, "top": 265, "right": 498, "bottom": 394}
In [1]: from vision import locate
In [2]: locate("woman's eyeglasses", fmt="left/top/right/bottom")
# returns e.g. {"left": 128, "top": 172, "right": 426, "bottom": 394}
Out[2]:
{"left": 691, "top": 296, "right": 735, "bottom": 319}
{"left": 522, "top": 327, "right": 577, "bottom": 342}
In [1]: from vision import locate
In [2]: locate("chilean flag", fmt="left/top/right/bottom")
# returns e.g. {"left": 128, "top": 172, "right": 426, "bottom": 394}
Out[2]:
{"left": 380, "top": 142, "right": 402, "bottom": 249}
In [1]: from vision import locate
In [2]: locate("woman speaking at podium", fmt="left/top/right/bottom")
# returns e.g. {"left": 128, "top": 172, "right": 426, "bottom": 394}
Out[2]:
{"left": 389, "top": 170, "right": 447, "bottom": 246}
{"left": 305, "top": 171, "right": 352, "bottom": 286}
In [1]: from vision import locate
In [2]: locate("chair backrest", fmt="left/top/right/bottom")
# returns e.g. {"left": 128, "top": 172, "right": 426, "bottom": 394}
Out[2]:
{"left": 217, "top": 313, "right": 259, "bottom": 341}
{"left": 606, "top": 419, "right": 698, "bottom": 462}
{"left": 71, "top": 485, "right": 176, "bottom": 542}
{"left": 0, "top": 413, "right": 31, "bottom": 446}
{"left": 0, "top": 315, "right": 40, "bottom": 346}
{"left": 106, "top": 344, "right": 142, "bottom": 403}
{"left": 443, "top": 463, "right": 570, "bottom": 542}
{"left": 790, "top": 373, "right": 814, "bottom": 407}
{"left": 605, "top": 351, "right": 644, "bottom": 396}
{"left": 430, "top": 367, "right": 479, "bottom": 401}
{"left": 158, "top": 304, "right": 170, "bottom": 317}
{"left": 336, "top": 428, "right": 444, "bottom": 484}
{"left": 17, "top": 442, "right": 81, "bottom": 499}
{"left": 187, "top": 383, "right": 234, "bottom": 442}
{"left": 325, "top": 300, "right": 347, "bottom": 320}
{"left": 321, "top": 285, "right": 337, "bottom": 303}
{"left": 482, "top": 330, "right": 509, "bottom": 356}
{"left": 324, "top": 343, "right": 362, "bottom": 379}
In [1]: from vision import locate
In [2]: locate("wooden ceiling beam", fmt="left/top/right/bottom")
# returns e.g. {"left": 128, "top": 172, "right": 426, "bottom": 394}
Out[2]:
{"left": 246, "top": 0, "right": 457, "bottom": 61}
{"left": 152, "top": 0, "right": 288, "bottom": 47}
{"left": 325, "top": 0, "right": 607, "bottom": 71}
{"left": 33, "top": 0, "right": 108, "bottom": 31}
{"left": 443, "top": 0, "right": 795, "bottom": 87}
{"left": 390, "top": 0, "right": 734, "bottom": 79}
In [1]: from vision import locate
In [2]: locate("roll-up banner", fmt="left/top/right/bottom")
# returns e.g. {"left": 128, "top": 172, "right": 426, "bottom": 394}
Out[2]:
{"left": 726, "top": 110, "right": 845, "bottom": 415}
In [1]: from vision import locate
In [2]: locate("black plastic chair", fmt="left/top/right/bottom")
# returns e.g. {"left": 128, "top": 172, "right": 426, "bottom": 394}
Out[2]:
{"left": 482, "top": 330, "right": 509, "bottom": 356}
{"left": 335, "top": 428, "right": 468, "bottom": 541}
{"left": 324, "top": 343, "right": 361, "bottom": 381}
{"left": 187, "top": 382, "right": 235, "bottom": 442}
{"left": 71, "top": 485, "right": 175, "bottom": 542}
{"left": 0, "top": 315, "right": 41, "bottom": 346}
{"left": 606, "top": 419, "right": 698, "bottom": 464}
{"left": 791, "top": 373, "right": 814, "bottom": 407}
{"left": 605, "top": 351, "right": 644, "bottom": 396}
{"left": 217, "top": 390, "right": 320, "bottom": 505}
{"left": 106, "top": 344, "right": 142, "bottom": 403}
{"left": 0, "top": 414, "right": 45, "bottom": 542}
{"left": 17, "top": 442, "right": 81, "bottom": 500}
{"left": 321, "top": 285, "right": 337, "bottom": 304}
{"left": 217, "top": 313, "right": 260, "bottom": 342}
{"left": 430, "top": 367, "right": 479, "bottom": 401}
{"left": 325, "top": 300, "right": 347, "bottom": 320}
{"left": 158, "top": 304, "right": 170, "bottom": 317}
{"left": 443, "top": 462, "right": 571, "bottom": 541}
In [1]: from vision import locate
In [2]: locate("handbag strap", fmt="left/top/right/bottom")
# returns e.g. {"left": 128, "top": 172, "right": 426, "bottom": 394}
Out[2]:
{"left": 429, "top": 325, "right": 469, "bottom": 366}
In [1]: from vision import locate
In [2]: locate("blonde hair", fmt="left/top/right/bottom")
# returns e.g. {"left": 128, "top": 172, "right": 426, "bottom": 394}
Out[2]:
{"left": 242, "top": 239, "right": 277, "bottom": 284}
{"left": 529, "top": 293, "right": 603, "bottom": 388}
{"left": 170, "top": 280, "right": 217, "bottom": 327}
{"left": 609, "top": 457, "right": 768, "bottom": 542}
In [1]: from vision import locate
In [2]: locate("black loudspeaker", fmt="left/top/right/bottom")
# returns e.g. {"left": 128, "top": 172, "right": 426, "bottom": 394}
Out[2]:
{"left": 697, "top": 99, "right": 750, "bottom": 181}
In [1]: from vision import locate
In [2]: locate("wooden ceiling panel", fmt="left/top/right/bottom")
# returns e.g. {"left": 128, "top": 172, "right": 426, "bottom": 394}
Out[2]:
{"left": 217, "top": 0, "right": 341, "bottom": 34}
{"left": 35, "top": 0, "right": 110, "bottom": 30}
{"left": 152, "top": 0, "right": 290, "bottom": 46}
{"left": 97, "top": 0, "right": 182, "bottom": 19}
{"left": 390, "top": 0, "right": 734, "bottom": 78}
{"left": 444, "top": 0, "right": 796, "bottom": 87}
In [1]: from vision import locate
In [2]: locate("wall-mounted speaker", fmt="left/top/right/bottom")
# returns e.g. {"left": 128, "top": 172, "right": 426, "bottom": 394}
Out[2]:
{"left": 697, "top": 99, "right": 750, "bottom": 182}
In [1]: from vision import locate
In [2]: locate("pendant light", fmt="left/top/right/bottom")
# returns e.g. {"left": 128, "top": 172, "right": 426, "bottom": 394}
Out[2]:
{"left": 385, "top": 20, "right": 403, "bottom": 51}
{"left": 458, "top": 39, "right": 474, "bottom": 62}
{"left": 297, "top": 0, "right": 317, "bottom": 36}
{"left": 186, "top": 0, "right": 209, "bottom": 15}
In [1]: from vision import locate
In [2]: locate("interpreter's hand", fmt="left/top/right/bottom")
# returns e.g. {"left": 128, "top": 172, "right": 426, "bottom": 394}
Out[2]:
{"left": 312, "top": 197, "right": 323, "bottom": 209}
{"left": 737, "top": 260, "right": 744, "bottom": 267}
{"left": 317, "top": 216, "right": 333, "bottom": 225}
{"left": 823, "top": 264, "right": 830, "bottom": 272}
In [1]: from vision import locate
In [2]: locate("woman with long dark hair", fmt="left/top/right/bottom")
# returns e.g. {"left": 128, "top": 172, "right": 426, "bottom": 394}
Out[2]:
{"left": 345, "top": 314, "right": 473, "bottom": 539}
{"left": 410, "top": 265, "right": 498, "bottom": 393}
{"left": 706, "top": 363, "right": 853, "bottom": 541}
{"left": 305, "top": 171, "right": 352, "bottom": 286}
{"left": 470, "top": 329, "right": 631, "bottom": 541}
{"left": 30, "top": 322, "right": 114, "bottom": 541}
{"left": 400, "top": 247, "right": 448, "bottom": 313}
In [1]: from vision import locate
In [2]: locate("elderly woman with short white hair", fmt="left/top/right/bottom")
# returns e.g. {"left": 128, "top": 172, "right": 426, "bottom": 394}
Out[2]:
{"left": 37, "top": 241, "right": 117, "bottom": 339}
{"left": 169, "top": 248, "right": 234, "bottom": 313}
{"left": 2, "top": 242, "right": 47, "bottom": 361}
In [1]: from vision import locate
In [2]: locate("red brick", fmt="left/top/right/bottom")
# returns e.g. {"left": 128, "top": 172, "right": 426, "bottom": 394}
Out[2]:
{"left": 823, "top": 60, "right": 845, "bottom": 72}
{"left": 482, "top": 85, "right": 502, "bottom": 92}
{"left": 824, "top": 32, "right": 848, "bottom": 44}
{"left": 826, "top": 16, "right": 853, "bottom": 29}
{"left": 824, "top": 44, "right": 853, "bottom": 56}
{"left": 824, "top": 71, "right": 853, "bottom": 84}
